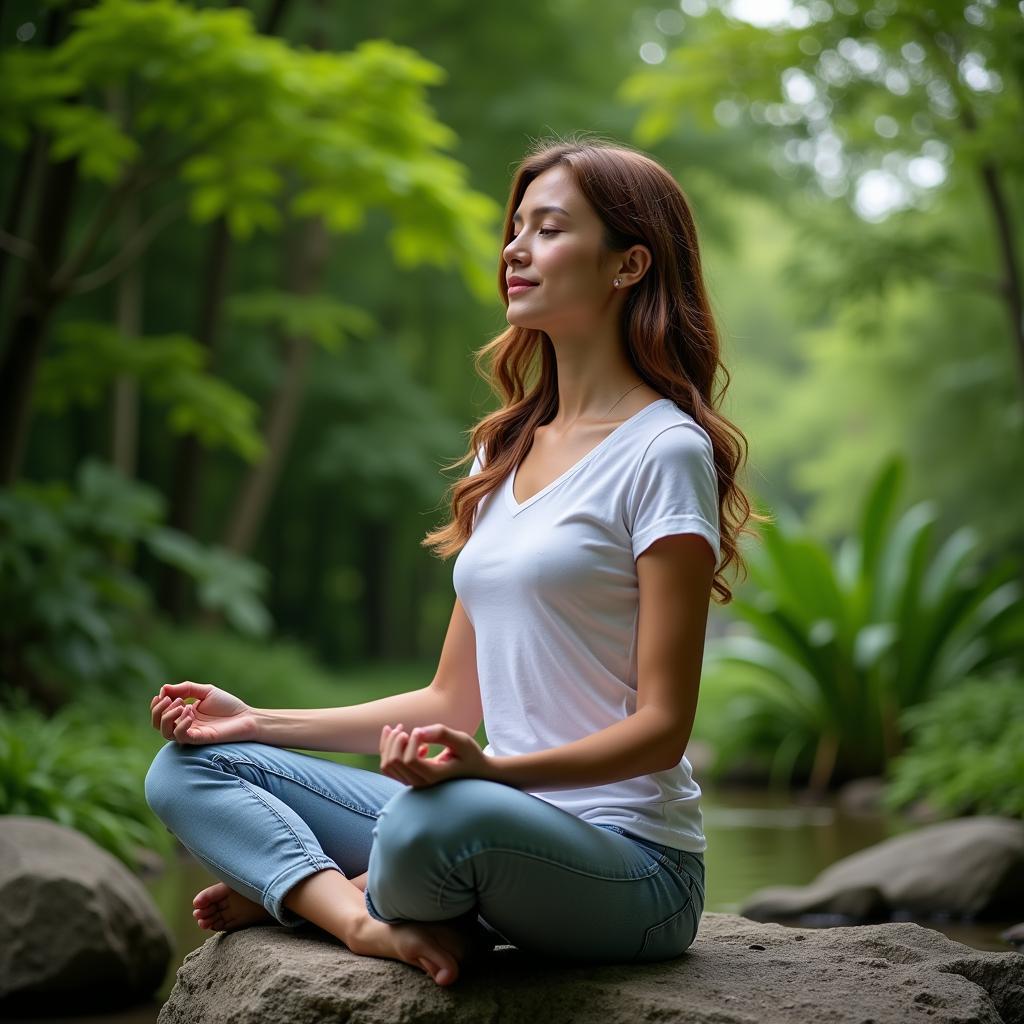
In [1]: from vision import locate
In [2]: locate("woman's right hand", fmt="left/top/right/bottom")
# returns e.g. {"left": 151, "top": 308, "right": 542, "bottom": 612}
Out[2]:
{"left": 150, "top": 681, "right": 257, "bottom": 745}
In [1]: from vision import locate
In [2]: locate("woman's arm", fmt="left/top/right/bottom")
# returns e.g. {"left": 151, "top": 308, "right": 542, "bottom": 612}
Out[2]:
{"left": 254, "top": 686, "right": 463, "bottom": 753}
{"left": 487, "top": 533, "right": 715, "bottom": 791}
{"left": 486, "top": 705, "right": 687, "bottom": 790}
{"left": 256, "top": 596, "right": 483, "bottom": 754}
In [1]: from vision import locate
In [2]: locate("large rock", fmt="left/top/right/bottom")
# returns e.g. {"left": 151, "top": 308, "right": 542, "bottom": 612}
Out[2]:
{"left": 0, "top": 815, "right": 173, "bottom": 1013}
{"left": 157, "top": 912, "right": 1024, "bottom": 1024}
{"left": 742, "top": 815, "right": 1024, "bottom": 923}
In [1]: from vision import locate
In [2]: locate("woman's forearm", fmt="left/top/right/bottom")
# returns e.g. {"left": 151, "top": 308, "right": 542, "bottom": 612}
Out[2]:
{"left": 488, "top": 707, "right": 686, "bottom": 791}
{"left": 253, "top": 685, "right": 466, "bottom": 754}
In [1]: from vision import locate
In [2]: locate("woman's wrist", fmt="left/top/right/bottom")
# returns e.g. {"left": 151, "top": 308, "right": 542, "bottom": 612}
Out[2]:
{"left": 481, "top": 755, "right": 512, "bottom": 786}
{"left": 249, "top": 707, "right": 278, "bottom": 745}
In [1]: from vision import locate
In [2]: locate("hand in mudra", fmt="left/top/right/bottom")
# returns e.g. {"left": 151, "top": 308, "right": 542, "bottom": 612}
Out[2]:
{"left": 150, "top": 681, "right": 257, "bottom": 745}
{"left": 379, "top": 722, "right": 493, "bottom": 787}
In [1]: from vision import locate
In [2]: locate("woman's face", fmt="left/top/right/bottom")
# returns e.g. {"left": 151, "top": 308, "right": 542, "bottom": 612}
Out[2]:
{"left": 502, "top": 164, "right": 622, "bottom": 333}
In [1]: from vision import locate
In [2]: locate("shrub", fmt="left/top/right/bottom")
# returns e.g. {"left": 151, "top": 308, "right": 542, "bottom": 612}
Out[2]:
{"left": 882, "top": 675, "right": 1024, "bottom": 819}
{"left": 0, "top": 690, "right": 176, "bottom": 873}
{"left": 702, "top": 455, "right": 1024, "bottom": 790}
{"left": 0, "top": 459, "right": 272, "bottom": 710}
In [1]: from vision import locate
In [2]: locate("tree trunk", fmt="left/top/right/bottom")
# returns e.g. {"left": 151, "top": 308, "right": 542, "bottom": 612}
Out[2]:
{"left": 220, "top": 217, "right": 331, "bottom": 555}
{"left": 977, "top": 159, "right": 1024, "bottom": 393}
{"left": 0, "top": 155, "right": 79, "bottom": 484}
{"left": 157, "top": 217, "right": 232, "bottom": 618}
{"left": 0, "top": 7, "right": 68, "bottom": 306}
{"left": 360, "top": 517, "right": 393, "bottom": 660}
{"left": 109, "top": 88, "right": 143, "bottom": 478}
{"left": 157, "top": 0, "right": 296, "bottom": 615}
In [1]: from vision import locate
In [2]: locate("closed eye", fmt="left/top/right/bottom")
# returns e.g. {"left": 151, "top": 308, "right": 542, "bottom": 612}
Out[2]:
{"left": 509, "top": 228, "right": 560, "bottom": 241}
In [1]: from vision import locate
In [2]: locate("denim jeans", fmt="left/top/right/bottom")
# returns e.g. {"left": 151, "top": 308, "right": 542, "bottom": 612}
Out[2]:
{"left": 144, "top": 739, "right": 705, "bottom": 964}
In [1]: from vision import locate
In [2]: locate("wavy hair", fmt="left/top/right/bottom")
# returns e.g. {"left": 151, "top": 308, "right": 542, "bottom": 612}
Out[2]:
{"left": 422, "top": 134, "right": 767, "bottom": 603}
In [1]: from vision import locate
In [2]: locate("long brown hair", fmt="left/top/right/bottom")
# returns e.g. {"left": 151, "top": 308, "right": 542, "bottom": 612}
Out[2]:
{"left": 422, "top": 134, "right": 767, "bottom": 604}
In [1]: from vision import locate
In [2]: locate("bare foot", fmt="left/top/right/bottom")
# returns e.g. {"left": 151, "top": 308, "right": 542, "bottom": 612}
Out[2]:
{"left": 192, "top": 881, "right": 274, "bottom": 932}
{"left": 350, "top": 913, "right": 476, "bottom": 987}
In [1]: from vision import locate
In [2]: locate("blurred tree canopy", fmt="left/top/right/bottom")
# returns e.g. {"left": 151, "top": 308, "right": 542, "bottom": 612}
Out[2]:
{"left": 1, "top": 0, "right": 1020, "bottom": 684}
{"left": 622, "top": 0, "right": 1022, "bottom": 554}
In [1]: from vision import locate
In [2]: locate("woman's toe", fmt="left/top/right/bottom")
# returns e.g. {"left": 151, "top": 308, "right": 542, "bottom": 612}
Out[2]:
{"left": 193, "top": 882, "right": 230, "bottom": 909}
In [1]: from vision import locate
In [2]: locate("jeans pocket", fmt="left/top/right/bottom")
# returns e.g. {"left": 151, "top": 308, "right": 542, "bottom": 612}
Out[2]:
{"left": 633, "top": 884, "right": 699, "bottom": 963}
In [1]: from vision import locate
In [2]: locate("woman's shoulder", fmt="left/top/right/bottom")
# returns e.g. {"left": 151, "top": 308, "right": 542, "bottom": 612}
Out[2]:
{"left": 635, "top": 399, "right": 712, "bottom": 453}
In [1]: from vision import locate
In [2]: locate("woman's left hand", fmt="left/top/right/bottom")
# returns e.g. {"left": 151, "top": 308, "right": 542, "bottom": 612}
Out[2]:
{"left": 379, "top": 722, "right": 495, "bottom": 788}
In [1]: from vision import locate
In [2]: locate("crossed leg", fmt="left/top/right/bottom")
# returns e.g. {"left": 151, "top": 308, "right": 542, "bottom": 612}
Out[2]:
{"left": 146, "top": 741, "right": 494, "bottom": 985}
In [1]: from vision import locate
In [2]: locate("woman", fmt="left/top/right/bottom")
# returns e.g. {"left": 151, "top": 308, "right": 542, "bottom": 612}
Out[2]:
{"left": 144, "top": 135, "right": 759, "bottom": 989}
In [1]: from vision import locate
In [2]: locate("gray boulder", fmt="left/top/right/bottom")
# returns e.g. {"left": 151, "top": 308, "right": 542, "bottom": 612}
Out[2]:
{"left": 0, "top": 815, "right": 172, "bottom": 1014}
{"left": 835, "top": 775, "right": 886, "bottom": 816}
{"left": 156, "top": 912, "right": 1024, "bottom": 1024}
{"left": 742, "top": 815, "right": 1024, "bottom": 923}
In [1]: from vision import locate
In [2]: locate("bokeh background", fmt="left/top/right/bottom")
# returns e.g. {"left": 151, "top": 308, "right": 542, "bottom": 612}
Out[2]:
{"left": 1, "top": 0, "right": 1022, "bottom": 1012}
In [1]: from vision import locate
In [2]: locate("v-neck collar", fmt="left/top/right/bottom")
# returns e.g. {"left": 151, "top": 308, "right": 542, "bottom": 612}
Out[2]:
{"left": 504, "top": 399, "right": 673, "bottom": 516}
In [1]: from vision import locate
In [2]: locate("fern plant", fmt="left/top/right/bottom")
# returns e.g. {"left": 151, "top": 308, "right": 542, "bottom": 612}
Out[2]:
{"left": 0, "top": 691, "right": 175, "bottom": 873}
{"left": 704, "top": 455, "right": 1023, "bottom": 791}
{"left": 882, "top": 674, "right": 1024, "bottom": 819}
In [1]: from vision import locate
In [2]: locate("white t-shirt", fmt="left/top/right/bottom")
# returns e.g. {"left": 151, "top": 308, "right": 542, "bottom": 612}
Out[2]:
{"left": 451, "top": 397, "right": 720, "bottom": 852}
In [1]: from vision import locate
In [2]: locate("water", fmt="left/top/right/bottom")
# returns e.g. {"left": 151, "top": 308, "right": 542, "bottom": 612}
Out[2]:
{"left": 9, "top": 783, "right": 1019, "bottom": 1023}
{"left": 698, "top": 783, "right": 1017, "bottom": 954}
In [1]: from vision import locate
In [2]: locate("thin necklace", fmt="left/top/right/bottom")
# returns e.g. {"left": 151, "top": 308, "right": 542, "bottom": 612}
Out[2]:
{"left": 603, "top": 381, "right": 646, "bottom": 419}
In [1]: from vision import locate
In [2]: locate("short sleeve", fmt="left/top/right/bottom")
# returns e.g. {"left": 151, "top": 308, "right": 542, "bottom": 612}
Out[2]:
{"left": 467, "top": 445, "right": 485, "bottom": 530}
{"left": 627, "top": 424, "right": 721, "bottom": 569}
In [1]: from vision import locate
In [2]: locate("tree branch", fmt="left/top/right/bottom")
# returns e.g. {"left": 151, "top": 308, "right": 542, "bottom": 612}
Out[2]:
{"left": 68, "top": 197, "right": 187, "bottom": 295}
{"left": 0, "top": 229, "right": 38, "bottom": 264}
{"left": 50, "top": 116, "right": 244, "bottom": 295}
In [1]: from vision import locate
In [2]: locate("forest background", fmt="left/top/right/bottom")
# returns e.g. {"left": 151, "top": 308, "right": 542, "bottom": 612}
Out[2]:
{"left": 1, "top": 0, "right": 1022, "bottom": 872}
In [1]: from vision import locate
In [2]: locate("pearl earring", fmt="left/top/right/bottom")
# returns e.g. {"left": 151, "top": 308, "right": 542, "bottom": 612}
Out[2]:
{"left": 613, "top": 277, "right": 621, "bottom": 287}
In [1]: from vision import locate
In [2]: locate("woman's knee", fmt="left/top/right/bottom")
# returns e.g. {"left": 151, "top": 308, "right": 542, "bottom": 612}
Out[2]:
{"left": 144, "top": 739, "right": 231, "bottom": 818}
{"left": 373, "top": 778, "right": 507, "bottom": 858}
{"left": 143, "top": 740, "right": 192, "bottom": 819}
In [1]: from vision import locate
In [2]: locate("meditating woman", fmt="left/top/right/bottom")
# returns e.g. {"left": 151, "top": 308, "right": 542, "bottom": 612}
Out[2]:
{"left": 144, "top": 135, "right": 757, "bottom": 988}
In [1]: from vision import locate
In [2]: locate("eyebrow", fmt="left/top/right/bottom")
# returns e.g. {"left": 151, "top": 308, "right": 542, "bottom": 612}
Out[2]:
{"left": 511, "top": 204, "right": 570, "bottom": 224}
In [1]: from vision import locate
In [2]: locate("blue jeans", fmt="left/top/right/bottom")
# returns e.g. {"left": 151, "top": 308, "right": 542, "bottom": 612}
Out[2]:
{"left": 144, "top": 739, "right": 705, "bottom": 964}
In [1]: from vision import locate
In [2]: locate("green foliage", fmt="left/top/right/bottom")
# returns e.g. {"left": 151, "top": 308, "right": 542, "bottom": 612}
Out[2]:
{"left": 146, "top": 624, "right": 441, "bottom": 772}
{"left": 36, "top": 321, "right": 265, "bottom": 462}
{"left": 624, "top": 2, "right": 1023, "bottom": 184}
{"left": 227, "top": 292, "right": 378, "bottom": 353}
{"left": 1, "top": 0, "right": 500, "bottom": 295}
{"left": 302, "top": 343, "right": 466, "bottom": 516}
{"left": 0, "top": 460, "right": 271, "bottom": 703}
{"left": 146, "top": 623, "right": 431, "bottom": 715}
{"left": 703, "top": 454, "right": 1024, "bottom": 788}
{"left": 0, "top": 690, "right": 176, "bottom": 874}
{"left": 621, "top": 1, "right": 1024, "bottom": 338}
{"left": 882, "top": 675, "right": 1024, "bottom": 820}
{"left": 146, "top": 531, "right": 271, "bottom": 637}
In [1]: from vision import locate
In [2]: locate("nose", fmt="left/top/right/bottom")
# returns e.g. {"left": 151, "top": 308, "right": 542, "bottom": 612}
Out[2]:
{"left": 503, "top": 233, "right": 528, "bottom": 267}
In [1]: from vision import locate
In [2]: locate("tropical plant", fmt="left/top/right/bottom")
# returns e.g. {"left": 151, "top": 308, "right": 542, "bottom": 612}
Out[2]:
{"left": 882, "top": 674, "right": 1024, "bottom": 820}
{"left": 0, "top": 690, "right": 176, "bottom": 873}
{"left": 702, "top": 454, "right": 1023, "bottom": 791}
{"left": 0, "top": 459, "right": 271, "bottom": 711}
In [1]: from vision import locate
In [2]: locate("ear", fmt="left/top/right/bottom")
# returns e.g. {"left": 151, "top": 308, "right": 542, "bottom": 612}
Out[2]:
{"left": 617, "top": 243, "right": 652, "bottom": 286}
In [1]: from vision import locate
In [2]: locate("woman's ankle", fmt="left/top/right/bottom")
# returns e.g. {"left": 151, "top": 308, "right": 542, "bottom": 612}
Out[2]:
{"left": 283, "top": 868, "right": 369, "bottom": 947}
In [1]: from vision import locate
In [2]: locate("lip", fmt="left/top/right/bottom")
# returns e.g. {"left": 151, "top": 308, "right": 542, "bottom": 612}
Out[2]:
{"left": 507, "top": 277, "right": 539, "bottom": 295}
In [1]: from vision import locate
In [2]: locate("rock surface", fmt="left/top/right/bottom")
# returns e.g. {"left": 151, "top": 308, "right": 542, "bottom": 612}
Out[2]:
{"left": 157, "top": 912, "right": 1024, "bottom": 1024}
{"left": 0, "top": 815, "right": 173, "bottom": 1014}
{"left": 742, "top": 815, "right": 1024, "bottom": 923}
{"left": 835, "top": 776, "right": 886, "bottom": 816}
